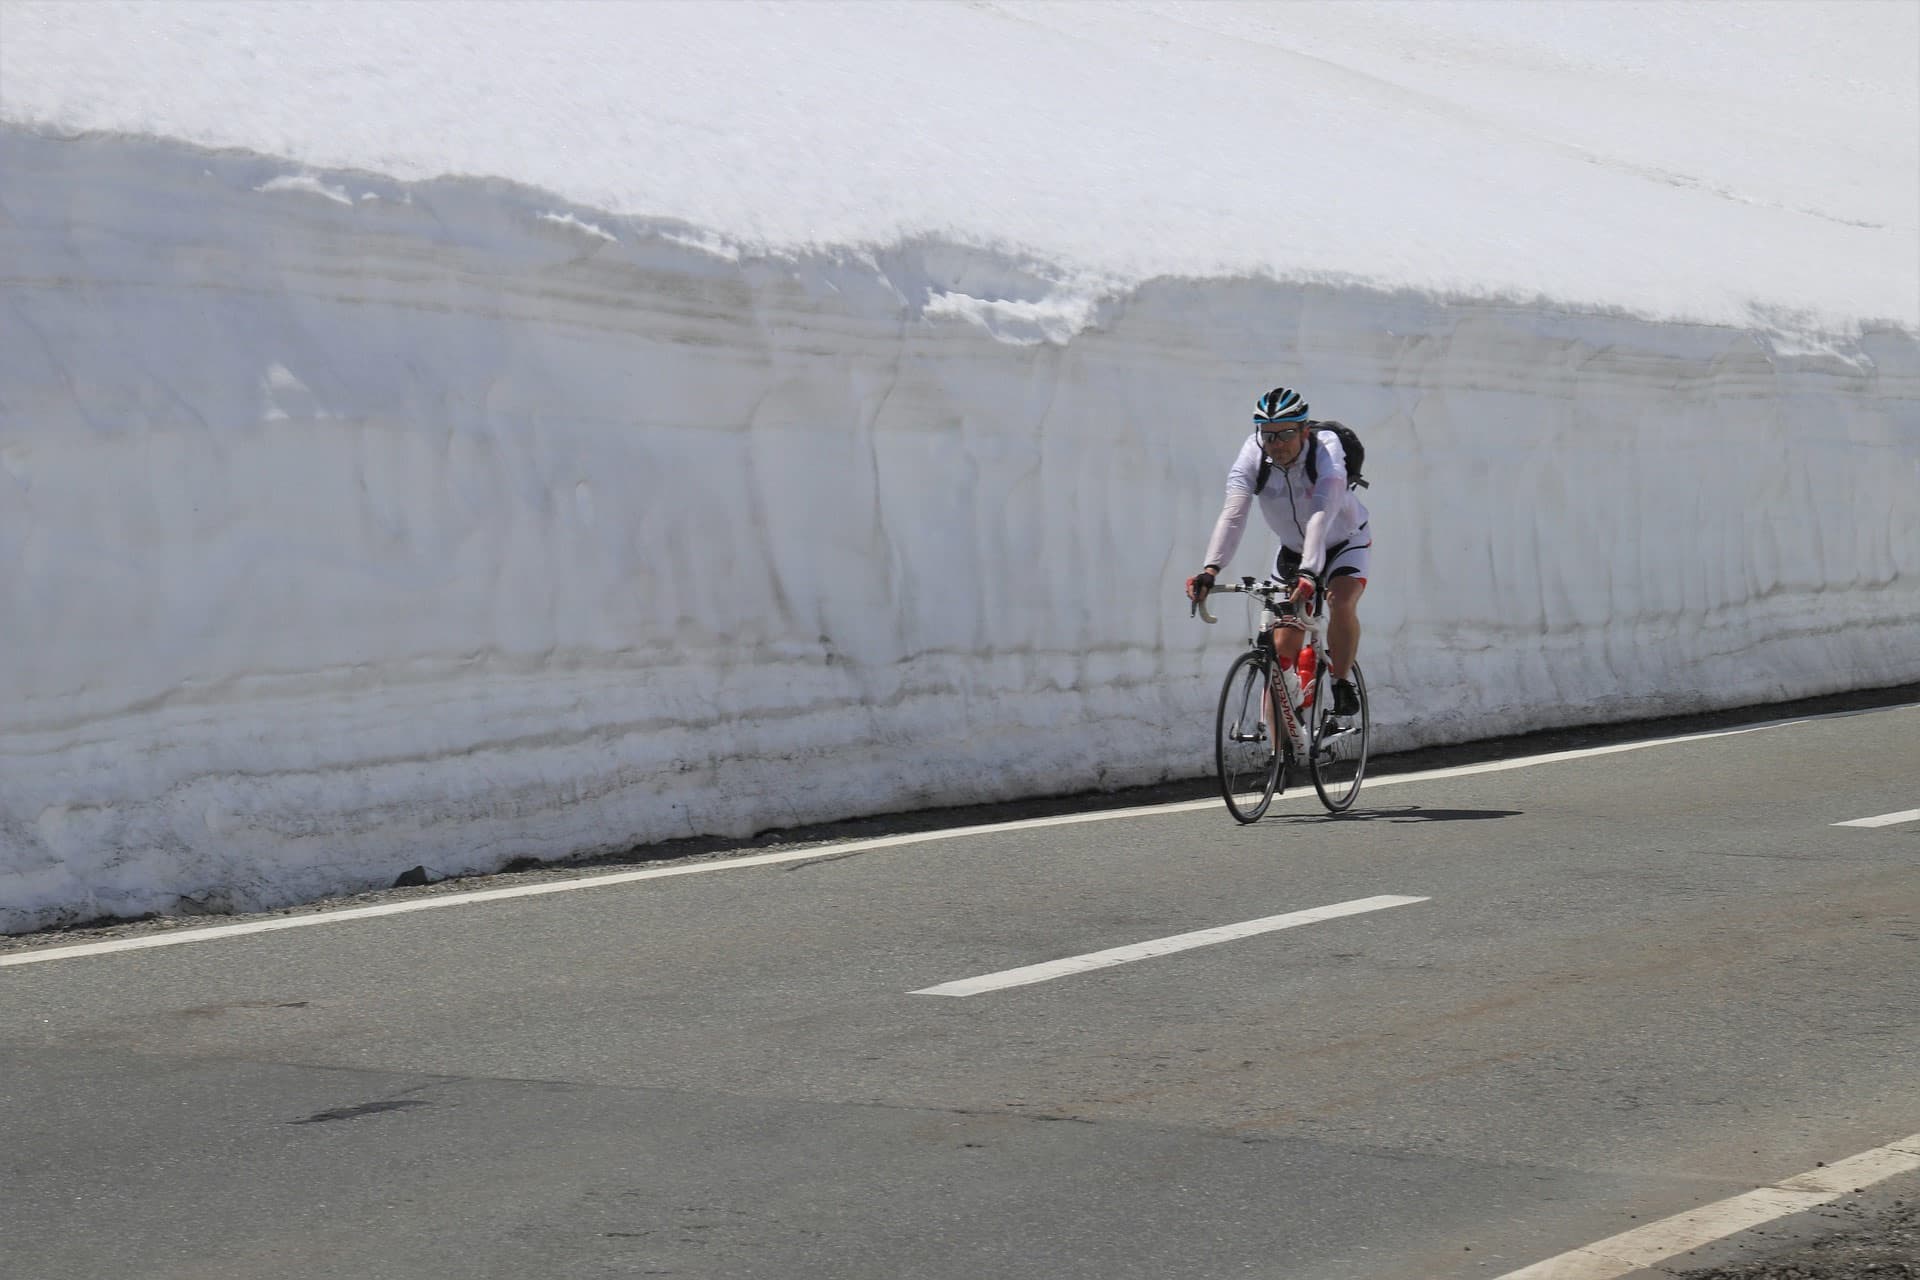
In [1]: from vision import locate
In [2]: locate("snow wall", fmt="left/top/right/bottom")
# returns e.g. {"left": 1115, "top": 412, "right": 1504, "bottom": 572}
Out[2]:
{"left": 3, "top": 130, "right": 1917, "bottom": 932}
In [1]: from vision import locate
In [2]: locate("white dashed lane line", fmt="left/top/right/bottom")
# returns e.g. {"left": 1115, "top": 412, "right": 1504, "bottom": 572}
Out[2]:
{"left": 1833, "top": 807, "right": 1920, "bottom": 828}
{"left": 909, "top": 895, "right": 1429, "bottom": 997}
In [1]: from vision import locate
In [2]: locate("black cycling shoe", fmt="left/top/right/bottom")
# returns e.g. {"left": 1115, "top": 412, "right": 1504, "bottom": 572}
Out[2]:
{"left": 1331, "top": 678, "right": 1360, "bottom": 717}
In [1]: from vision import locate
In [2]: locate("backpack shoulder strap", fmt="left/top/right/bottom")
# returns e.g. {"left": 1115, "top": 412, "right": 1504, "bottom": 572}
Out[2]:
{"left": 1254, "top": 452, "right": 1271, "bottom": 495}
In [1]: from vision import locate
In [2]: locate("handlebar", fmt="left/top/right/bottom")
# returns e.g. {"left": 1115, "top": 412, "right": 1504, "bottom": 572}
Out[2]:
{"left": 1190, "top": 574, "right": 1323, "bottom": 626}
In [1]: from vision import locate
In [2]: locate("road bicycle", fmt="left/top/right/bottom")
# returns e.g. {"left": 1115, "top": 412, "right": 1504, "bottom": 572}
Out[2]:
{"left": 1194, "top": 576, "right": 1370, "bottom": 821}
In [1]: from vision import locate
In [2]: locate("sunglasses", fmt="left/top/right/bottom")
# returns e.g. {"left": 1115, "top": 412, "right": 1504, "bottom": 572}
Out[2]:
{"left": 1255, "top": 423, "right": 1305, "bottom": 443}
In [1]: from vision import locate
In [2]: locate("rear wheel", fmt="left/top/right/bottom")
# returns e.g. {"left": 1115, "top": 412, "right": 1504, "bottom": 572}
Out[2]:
{"left": 1215, "top": 650, "right": 1284, "bottom": 823}
{"left": 1309, "top": 659, "right": 1369, "bottom": 812}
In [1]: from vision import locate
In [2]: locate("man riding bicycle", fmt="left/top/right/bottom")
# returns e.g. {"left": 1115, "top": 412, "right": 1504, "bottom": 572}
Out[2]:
{"left": 1186, "top": 385, "right": 1371, "bottom": 718}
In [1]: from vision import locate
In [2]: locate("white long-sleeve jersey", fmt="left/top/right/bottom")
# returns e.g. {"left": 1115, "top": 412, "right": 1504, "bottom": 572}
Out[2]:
{"left": 1203, "top": 428, "right": 1369, "bottom": 577}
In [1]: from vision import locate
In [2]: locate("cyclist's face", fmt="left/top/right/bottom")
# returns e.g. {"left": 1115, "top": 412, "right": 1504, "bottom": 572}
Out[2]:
{"left": 1257, "top": 423, "right": 1308, "bottom": 463}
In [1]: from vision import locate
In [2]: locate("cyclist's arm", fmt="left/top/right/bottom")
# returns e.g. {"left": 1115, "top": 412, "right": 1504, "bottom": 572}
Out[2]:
{"left": 1203, "top": 490, "right": 1252, "bottom": 571}
{"left": 1202, "top": 439, "right": 1262, "bottom": 571}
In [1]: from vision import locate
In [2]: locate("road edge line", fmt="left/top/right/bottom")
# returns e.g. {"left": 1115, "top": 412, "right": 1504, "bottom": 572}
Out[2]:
{"left": 1492, "top": 1131, "right": 1920, "bottom": 1279}
{"left": 6, "top": 701, "right": 1908, "bottom": 967}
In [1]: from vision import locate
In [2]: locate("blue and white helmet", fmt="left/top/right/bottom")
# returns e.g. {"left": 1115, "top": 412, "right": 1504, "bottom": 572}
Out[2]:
{"left": 1254, "top": 386, "right": 1309, "bottom": 424}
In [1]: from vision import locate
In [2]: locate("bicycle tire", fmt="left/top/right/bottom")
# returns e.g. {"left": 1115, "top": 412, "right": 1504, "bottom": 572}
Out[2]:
{"left": 1309, "top": 659, "right": 1369, "bottom": 812}
{"left": 1215, "top": 650, "right": 1284, "bottom": 823}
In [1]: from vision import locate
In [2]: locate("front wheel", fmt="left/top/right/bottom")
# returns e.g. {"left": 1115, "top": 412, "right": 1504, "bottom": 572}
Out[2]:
{"left": 1215, "top": 650, "right": 1285, "bottom": 823}
{"left": 1309, "top": 659, "right": 1369, "bottom": 812}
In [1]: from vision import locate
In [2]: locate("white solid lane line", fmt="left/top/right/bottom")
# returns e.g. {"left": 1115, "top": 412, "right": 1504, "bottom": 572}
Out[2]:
{"left": 1493, "top": 1131, "right": 1920, "bottom": 1280}
{"left": 1834, "top": 807, "right": 1920, "bottom": 828}
{"left": 910, "top": 894, "right": 1428, "bottom": 997}
{"left": 5, "top": 701, "right": 1910, "bottom": 969}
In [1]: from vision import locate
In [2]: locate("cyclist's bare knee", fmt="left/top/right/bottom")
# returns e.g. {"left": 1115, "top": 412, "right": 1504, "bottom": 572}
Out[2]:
{"left": 1265, "top": 623, "right": 1305, "bottom": 660}
{"left": 1328, "top": 576, "right": 1365, "bottom": 619}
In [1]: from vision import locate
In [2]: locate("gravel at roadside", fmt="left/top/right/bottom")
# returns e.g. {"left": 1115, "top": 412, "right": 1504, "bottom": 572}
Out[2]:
{"left": 1674, "top": 1196, "right": 1918, "bottom": 1279}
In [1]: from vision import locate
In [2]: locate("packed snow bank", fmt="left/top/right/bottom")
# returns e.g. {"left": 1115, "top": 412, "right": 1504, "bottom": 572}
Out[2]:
{"left": 2, "top": 130, "right": 1915, "bottom": 931}
{"left": 4, "top": 0, "right": 1914, "bottom": 337}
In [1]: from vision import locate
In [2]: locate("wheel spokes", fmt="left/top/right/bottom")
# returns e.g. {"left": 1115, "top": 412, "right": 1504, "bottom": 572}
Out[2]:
{"left": 1216, "top": 653, "right": 1282, "bottom": 821}
{"left": 1308, "top": 663, "right": 1368, "bottom": 811}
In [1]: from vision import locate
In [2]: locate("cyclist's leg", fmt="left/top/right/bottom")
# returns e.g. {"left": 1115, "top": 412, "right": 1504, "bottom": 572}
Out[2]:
{"left": 1324, "top": 540, "right": 1370, "bottom": 678}
{"left": 1270, "top": 546, "right": 1307, "bottom": 664}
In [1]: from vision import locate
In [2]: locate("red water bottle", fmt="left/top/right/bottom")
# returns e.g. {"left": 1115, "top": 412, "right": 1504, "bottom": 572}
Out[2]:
{"left": 1297, "top": 645, "right": 1316, "bottom": 708}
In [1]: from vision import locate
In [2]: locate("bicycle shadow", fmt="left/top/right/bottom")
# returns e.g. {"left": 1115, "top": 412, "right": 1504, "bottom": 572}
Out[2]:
{"left": 1275, "top": 804, "right": 1522, "bottom": 824}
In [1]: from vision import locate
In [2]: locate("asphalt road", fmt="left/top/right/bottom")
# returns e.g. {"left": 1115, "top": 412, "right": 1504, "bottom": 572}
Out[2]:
{"left": 3, "top": 703, "right": 1917, "bottom": 1280}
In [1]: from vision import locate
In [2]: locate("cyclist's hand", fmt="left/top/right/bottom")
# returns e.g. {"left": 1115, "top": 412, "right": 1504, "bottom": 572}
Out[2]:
{"left": 1289, "top": 575, "right": 1316, "bottom": 608}
{"left": 1186, "top": 569, "right": 1216, "bottom": 603}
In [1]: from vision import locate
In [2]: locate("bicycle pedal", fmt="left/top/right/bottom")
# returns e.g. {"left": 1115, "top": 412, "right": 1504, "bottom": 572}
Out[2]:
{"left": 1316, "top": 733, "right": 1357, "bottom": 761}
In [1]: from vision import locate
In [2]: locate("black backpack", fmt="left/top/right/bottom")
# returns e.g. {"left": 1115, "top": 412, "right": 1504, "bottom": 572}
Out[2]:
{"left": 1253, "top": 421, "right": 1368, "bottom": 494}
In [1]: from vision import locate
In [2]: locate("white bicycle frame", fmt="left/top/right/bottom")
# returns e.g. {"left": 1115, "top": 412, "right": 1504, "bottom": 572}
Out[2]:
{"left": 1196, "top": 577, "right": 1326, "bottom": 758}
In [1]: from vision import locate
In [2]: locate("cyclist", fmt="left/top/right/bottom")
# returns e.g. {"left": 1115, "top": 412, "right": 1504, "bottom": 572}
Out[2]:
{"left": 1186, "top": 386, "right": 1371, "bottom": 718}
